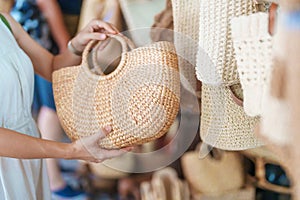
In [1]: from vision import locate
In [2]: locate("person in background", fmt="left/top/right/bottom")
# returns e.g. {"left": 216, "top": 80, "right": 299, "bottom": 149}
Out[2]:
{"left": 58, "top": 0, "right": 82, "bottom": 37}
{"left": 0, "top": 11, "right": 127, "bottom": 199}
{"left": 0, "top": 0, "right": 14, "bottom": 13}
{"left": 10, "top": 0, "right": 88, "bottom": 199}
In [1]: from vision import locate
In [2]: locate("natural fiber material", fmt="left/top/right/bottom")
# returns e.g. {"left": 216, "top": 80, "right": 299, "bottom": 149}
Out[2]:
{"left": 181, "top": 147, "right": 245, "bottom": 196}
{"left": 53, "top": 34, "right": 180, "bottom": 149}
{"left": 231, "top": 12, "right": 273, "bottom": 117}
{"left": 200, "top": 84, "right": 263, "bottom": 150}
{"left": 197, "top": 0, "right": 259, "bottom": 85}
{"left": 140, "top": 167, "right": 190, "bottom": 200}
{"left": 172, "top": 0, "right": 200, "bottom": 93}
{"left": 191, "top": 186, "right": 255, "bottom": 200}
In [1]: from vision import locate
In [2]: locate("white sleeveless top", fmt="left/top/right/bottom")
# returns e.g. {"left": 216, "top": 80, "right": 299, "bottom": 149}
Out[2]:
{"left": 0, "top": 19, "right": 50, "bottom": 200}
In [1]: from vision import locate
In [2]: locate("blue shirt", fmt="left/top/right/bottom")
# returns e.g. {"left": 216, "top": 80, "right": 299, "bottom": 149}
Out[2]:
{"left": 57, "top": 0, "right": 82, "bottom": 15}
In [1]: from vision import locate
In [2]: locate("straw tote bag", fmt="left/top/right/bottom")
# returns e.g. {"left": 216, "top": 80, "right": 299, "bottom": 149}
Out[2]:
{"left": 181, "top": 145, "right": 245, "bottom": 197}
{"left": 52, "top": 34, "right": 180, "bottom": 149}
{"left": 196, "top": 0, "right": 264, "bottom": 150}
{"left": 200, "top": 83, "right": 262, "bottom": 150}
{"left": 171, "top": 0, "right": 200, "bottom": 94}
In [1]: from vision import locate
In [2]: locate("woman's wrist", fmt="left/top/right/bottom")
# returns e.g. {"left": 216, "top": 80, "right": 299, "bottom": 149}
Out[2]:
{"left": 67, "top": 140, "right": 97, "bottom": 162}
{"left": 60, "top": 143, "right": 77, "bottom": 160}
{"left": 67, "top": 40, "right": 83, "bottom": 56}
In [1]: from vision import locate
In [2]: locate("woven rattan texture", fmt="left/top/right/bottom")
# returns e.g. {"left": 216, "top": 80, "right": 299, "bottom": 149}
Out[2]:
{"left": 171, "top": 0, "right": 200, "bottom": 92}
{"left": 232, "top": 13, "right": 273, "bottom": 87}
{"left": 197, "top": 0, "right": 259, "bottom": 85}
{"left": 200, "top": 84, "right": 263, "bottom": 150}
{"left": 53, "top": 35, "right": 180, "bottom": 149}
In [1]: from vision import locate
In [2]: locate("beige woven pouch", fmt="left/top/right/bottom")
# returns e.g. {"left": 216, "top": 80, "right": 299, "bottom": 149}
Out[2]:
{"left": 231, "top": 12, "right": 273, "bottom": 117}
{"left": 53, "top": 34, "right": 180, "bottom": 149}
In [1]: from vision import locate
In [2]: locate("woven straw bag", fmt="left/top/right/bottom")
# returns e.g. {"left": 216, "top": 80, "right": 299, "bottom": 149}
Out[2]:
{"left": 53, "top": 34, "right": 180, "bottom": 149}
{"left": 171, "top": 0, "right": 200, "bottom": 93}
{"left": 200, "top": 83, "right": 263, "bottom": 150}
{"left": 231, "top": 12, "right": 273, "bottom": 117}
{"left": 196, "top": 0, "right": 265, "bottom": 150}
{"left": 140, "top": 167, "right": 190, "bottom": 200}
{"left": 191, "top": 186, "right": 255, "bottom": 200}
{"left": 181, "top": 145, "right": 245, "bottom": 196}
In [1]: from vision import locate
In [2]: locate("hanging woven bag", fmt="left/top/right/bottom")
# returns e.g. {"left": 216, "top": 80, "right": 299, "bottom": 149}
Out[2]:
{"left": 196, "top": 0, "right": 265, "bottom": 150}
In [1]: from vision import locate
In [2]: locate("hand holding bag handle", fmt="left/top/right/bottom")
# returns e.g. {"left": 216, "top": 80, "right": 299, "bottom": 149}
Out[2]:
{"left": 53, "top": 33, "right": 180, "bottom": 149}
{"left": 89, "top": 34, "right": 136, "bottom": 75}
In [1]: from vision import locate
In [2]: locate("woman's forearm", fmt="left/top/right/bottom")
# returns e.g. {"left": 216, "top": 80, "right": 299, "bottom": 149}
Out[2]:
{"left": 0, "top": 128, "right": 74, "bottom": 159}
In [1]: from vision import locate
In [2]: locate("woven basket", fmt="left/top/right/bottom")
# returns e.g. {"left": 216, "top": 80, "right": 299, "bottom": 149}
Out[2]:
{"left": 200, "top": 83, "right": 263, "bottom": 150}
{"left": 140, "top": 167, "right": 190, "bottom": 200}
{"left": 191, "top": 185, "right": 255, "bottom": 200}
{"left": 171, "top": 0, "right": 200, "bottom": 93}
{"left": 231, "top": 12, "right": 273, "bottom": 117}
{"left": 181, "top": 145, "right": 245, "bottom": 196}
{"left": 53, "top": 34, "right": 180, "bottom": 149}
{"left": 196, "top": 0, "right": 259, "bottom": 85}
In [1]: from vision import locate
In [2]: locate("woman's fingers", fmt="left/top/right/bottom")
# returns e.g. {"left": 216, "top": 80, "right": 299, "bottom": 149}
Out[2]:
{"left": 97, "top": 21, "right": 119, "bottom": 34}
{"left": 102, "top": 147, "right": 133, "bottom": 159}
{"left": 88, "top": 20, "right": 118, "bottom": 34}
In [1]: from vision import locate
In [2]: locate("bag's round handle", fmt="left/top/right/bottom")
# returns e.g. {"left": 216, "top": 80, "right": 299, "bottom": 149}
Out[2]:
{"left": 229, "top": 85, "right": 244, "bottom": 107}
{"left": 91, "top": 34, "right": 136, "bottom": 75}
{"left": 82, "top": 34, "right": 136, "bottom": 75}
{"left": 107, "top": 33, "right": 136, "bottom": 52}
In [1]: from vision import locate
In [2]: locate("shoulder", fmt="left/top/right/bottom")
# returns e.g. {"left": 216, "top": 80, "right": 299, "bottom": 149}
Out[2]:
{"left": 0, "top": 12, "right": 20, "bottom": 31}
{"left": 0, "top": 12, "right": 27, "bottom": 41}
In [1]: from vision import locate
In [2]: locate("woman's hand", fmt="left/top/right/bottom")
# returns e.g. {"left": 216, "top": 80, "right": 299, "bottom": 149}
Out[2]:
{"left": 71, "top": 126, "right": 132, "bottom": 163}
{"left": 69, "top": 19, "right": 120, "bottom": 55}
